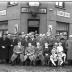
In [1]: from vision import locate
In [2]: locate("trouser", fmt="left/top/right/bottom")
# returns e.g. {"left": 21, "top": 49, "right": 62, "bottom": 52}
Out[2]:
{"left": 24, "top": 54, "right": 36, "bottom": 62}
{"left": 36, "top": 54, "right": 45, "bottom": 65}
{"left": 11, "top": 53, "right": 24, "bottom": 62}
{"left": 58, "top": 57, "right": 64, "bottom": 65}
{"left": 44, "top": 54, "right": 50, "bottom": 65}
{"left": 50, "top": 57, "right": 57, "bottom": 66}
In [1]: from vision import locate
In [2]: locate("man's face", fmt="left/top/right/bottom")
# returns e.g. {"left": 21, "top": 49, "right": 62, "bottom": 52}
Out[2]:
{"left": 3, "top": 35, "right": 6, "bottom": 39}
{"left": 37, "top": 42, "right": 40, "bottom": 47}
{"left": 61, "top": 40, "right": 64, "bottom": 43}
{"left": 28, "top": 43, "right": 32, "bottom": 47}
{"left": 7, "top": 34, "right": 11, "bottom": 38}
{"left": 13, "top": 36, "right": 16, "bottom": 39}
{"left": 45, "top": 43, "right": 48, "bottom": 47}
{"left": 18, "top": 42, "right": 21, "bottom": 46}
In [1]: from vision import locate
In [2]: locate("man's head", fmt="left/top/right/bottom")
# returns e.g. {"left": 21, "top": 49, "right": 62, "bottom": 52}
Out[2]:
{"left": 3, "top": 34, "right": 7, "bottom": 39}
{"left": 28, "top": 43, "right": 32, "bottom": 47}
{"left": 60, "top": 38, "right": 65, "bottom": 43}
{"left": 45, "top": 42, "right": 48, "bottom": 47}
{"left": 54, "top": 42, "right": 58, "bottom": 46}
{"left": 36, "top": 42, "right": 40, "bottom": 47}
{"left": 18, "top": 42, "right": 21, "bottom": 46}
{"left": 7, "top": 34, "right": 11, "bottom": 39}
{"left": 51, "top": 48, "right": 56, "bottom": 55}
{"left": 58, "top": 42, "right": 62, "bottom": 46}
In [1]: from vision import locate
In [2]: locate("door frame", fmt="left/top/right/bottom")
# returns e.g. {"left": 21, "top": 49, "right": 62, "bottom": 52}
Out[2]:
{"left": 27, "top": 19, "right": 40, "bottom": 33}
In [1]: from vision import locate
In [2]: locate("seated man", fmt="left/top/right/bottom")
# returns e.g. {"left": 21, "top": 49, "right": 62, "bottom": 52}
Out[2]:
{"left": 11, "top": 41, "right": 24, "bottom": 65}
{"left": 24, "top": 43, "right": 36, "bottom": 65}
{"left": 43, "top": 42, "right": 50, "bottom": 65}
{"left": 50, "top": 47, "right": 58, "bottom": 66}
{"left": 35, "top": 42, "right": 45, "bottom": 65}
{"left": 57, "top": 42, "right": 66, "bottom": 66}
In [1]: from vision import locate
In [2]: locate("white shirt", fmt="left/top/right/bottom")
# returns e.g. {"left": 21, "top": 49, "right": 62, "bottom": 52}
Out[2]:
{"left": 57, "top": 45, "right": 63, "bottom": 53}
{"left": 50, "top": 54, "right": 57, "bottom": 61}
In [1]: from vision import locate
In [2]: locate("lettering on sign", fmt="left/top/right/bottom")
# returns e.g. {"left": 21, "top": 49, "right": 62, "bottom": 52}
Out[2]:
{"left": 57, "top": 10, "right": 70, "bottom": 18}
{"left": 29, "top": 2, "right": 39, "bottom": 6}
{"left": 64, "top": 12, "right": 70, "bottom": 18}
{"left": 39, "top": 8, "right": 47, "bottom": 14}
{"left": 57, "top": 10, "right": 64, "bottom": 16}
{"left": 0, "top": 10, "right": 6, "bottom": 16}
{"left": 21, "top": 8, "right": 29, "bottom": 13}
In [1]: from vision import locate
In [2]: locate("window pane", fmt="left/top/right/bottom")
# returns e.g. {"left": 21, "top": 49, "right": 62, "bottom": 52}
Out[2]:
{"left": 59, "top": 2, "right": 63, "bottom": 6}
{"left": 56, "top": 2, "right": 58, "bottom": 6}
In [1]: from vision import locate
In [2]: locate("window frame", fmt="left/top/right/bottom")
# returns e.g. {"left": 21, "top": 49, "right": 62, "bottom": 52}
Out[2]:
{"left": 55, "top": 2, "right": 65, "bottom": 9}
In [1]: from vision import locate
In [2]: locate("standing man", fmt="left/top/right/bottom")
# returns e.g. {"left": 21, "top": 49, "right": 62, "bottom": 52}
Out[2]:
{"left": 1, "top": 33, "right": 11, "bottom": 63}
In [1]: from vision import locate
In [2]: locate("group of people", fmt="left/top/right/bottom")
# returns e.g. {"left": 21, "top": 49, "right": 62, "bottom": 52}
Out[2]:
{"left": 0, "top": 31, "right": 67, "bottom": 66}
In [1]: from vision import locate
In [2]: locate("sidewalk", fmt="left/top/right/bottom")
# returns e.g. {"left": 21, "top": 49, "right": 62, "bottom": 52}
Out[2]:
{"left": 0, "top": 64, "right": 72, "bottom": 72}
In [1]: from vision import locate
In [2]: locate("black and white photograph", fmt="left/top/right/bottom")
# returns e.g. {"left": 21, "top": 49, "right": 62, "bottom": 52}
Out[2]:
{"left": 0, "top": 0, "right": 72, "bottom": 72}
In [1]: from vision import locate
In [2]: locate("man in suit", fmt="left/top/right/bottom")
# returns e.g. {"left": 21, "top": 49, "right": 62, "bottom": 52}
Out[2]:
{"left": 24, "top": 43, "right": 36, "bottom": 65}
{"left": 9, "top": 34, "right": 18, "bottom": 63}
{"left": 11, "top": 41, "right": 24, "bottom": 65}
{"left": 35, "top": 42, "right": 45, "bottom": 65}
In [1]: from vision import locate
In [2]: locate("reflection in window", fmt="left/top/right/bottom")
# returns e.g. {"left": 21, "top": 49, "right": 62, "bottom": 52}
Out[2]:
{"left": 55, "top": 2, "right": 65, "bottom": 9}
{"left": 59, "top": 2, "right": 63, "bottom": 7}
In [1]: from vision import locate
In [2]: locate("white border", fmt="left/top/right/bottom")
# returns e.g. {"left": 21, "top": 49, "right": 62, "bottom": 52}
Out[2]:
{"left": 0, "top": 0, "right": 72, "bottom": 2}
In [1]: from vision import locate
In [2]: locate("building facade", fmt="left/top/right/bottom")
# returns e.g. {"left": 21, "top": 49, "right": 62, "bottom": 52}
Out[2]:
{"left": 0, "top": 2, "right": 72, "bottom": 39}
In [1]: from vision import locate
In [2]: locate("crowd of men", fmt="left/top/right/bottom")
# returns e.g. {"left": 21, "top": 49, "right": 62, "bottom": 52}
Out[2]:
{"left": 0, "top": 31, "right": 68, "bottom": 66}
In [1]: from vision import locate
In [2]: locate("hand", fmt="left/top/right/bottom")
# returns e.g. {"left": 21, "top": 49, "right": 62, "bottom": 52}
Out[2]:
{"left": 11, "top": 45, "right": 13, "bottom": 47}
{"left": 2, "top": 46, "right": 5, "bottom": 48}
{"left": 45, "top": 53, "right": 48, "bottom": 56}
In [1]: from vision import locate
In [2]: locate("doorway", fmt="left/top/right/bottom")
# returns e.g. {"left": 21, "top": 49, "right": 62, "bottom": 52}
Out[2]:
{"left": 56, "top": 21, "right": 69, "bottom": 39}
{"left": 28, "top": 27, "right": 39, "bottom": 34}
{"left": 28, "top": 19, "right": 40, "bottom": 34}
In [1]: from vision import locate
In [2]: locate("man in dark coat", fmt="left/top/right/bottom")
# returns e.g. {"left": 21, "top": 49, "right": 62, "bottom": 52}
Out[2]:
{"left": 9, "top": 34, "right": 18, "bottom": 63}
{"left": 60, "top": 38, "right": 68, "bottom": 55}
{"left": 0, "top": 34, "right": 11, "bottom": 63}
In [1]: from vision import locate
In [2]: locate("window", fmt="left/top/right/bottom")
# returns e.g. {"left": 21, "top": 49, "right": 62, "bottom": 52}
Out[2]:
{"left": 55, "top": 2, "right": 65, "bottom": 9}
{"left": 39, "top": 8, "right": 47, "bottom": 14}
{"left": 21, "top": 8, "right": 29, "bottom": 13}
{"left": 7, "top": 1, "right": 18, "bottom": 7}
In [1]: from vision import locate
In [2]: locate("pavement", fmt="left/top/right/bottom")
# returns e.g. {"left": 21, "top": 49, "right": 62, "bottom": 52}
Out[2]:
{"left": 0, "top": 64, "right": 72, "bottom": 72}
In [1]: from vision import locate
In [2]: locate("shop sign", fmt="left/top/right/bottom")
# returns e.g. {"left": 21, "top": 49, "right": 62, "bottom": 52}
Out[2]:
{"left": 64, "top": 12, "right": 70, "bottom": 18}
{"left": 29, "top": 2, "right": 39, "bottom": 6}
{"left": 21, "top": 7, "right": 47, "bottom": 14}
{"left": 57, "top": 10, "right": 70, "bottom": 18}
{"left": 57, "top": 10, "right": 64, "bottom": 16}
{"left": 0, "top": 10, "right": 6, "bottom": 16}
{"left": 21, "top": 8, "right": 29, "bottom": 13}
{"left": 39, "top": 8, "right": 47, "bottom": 14}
